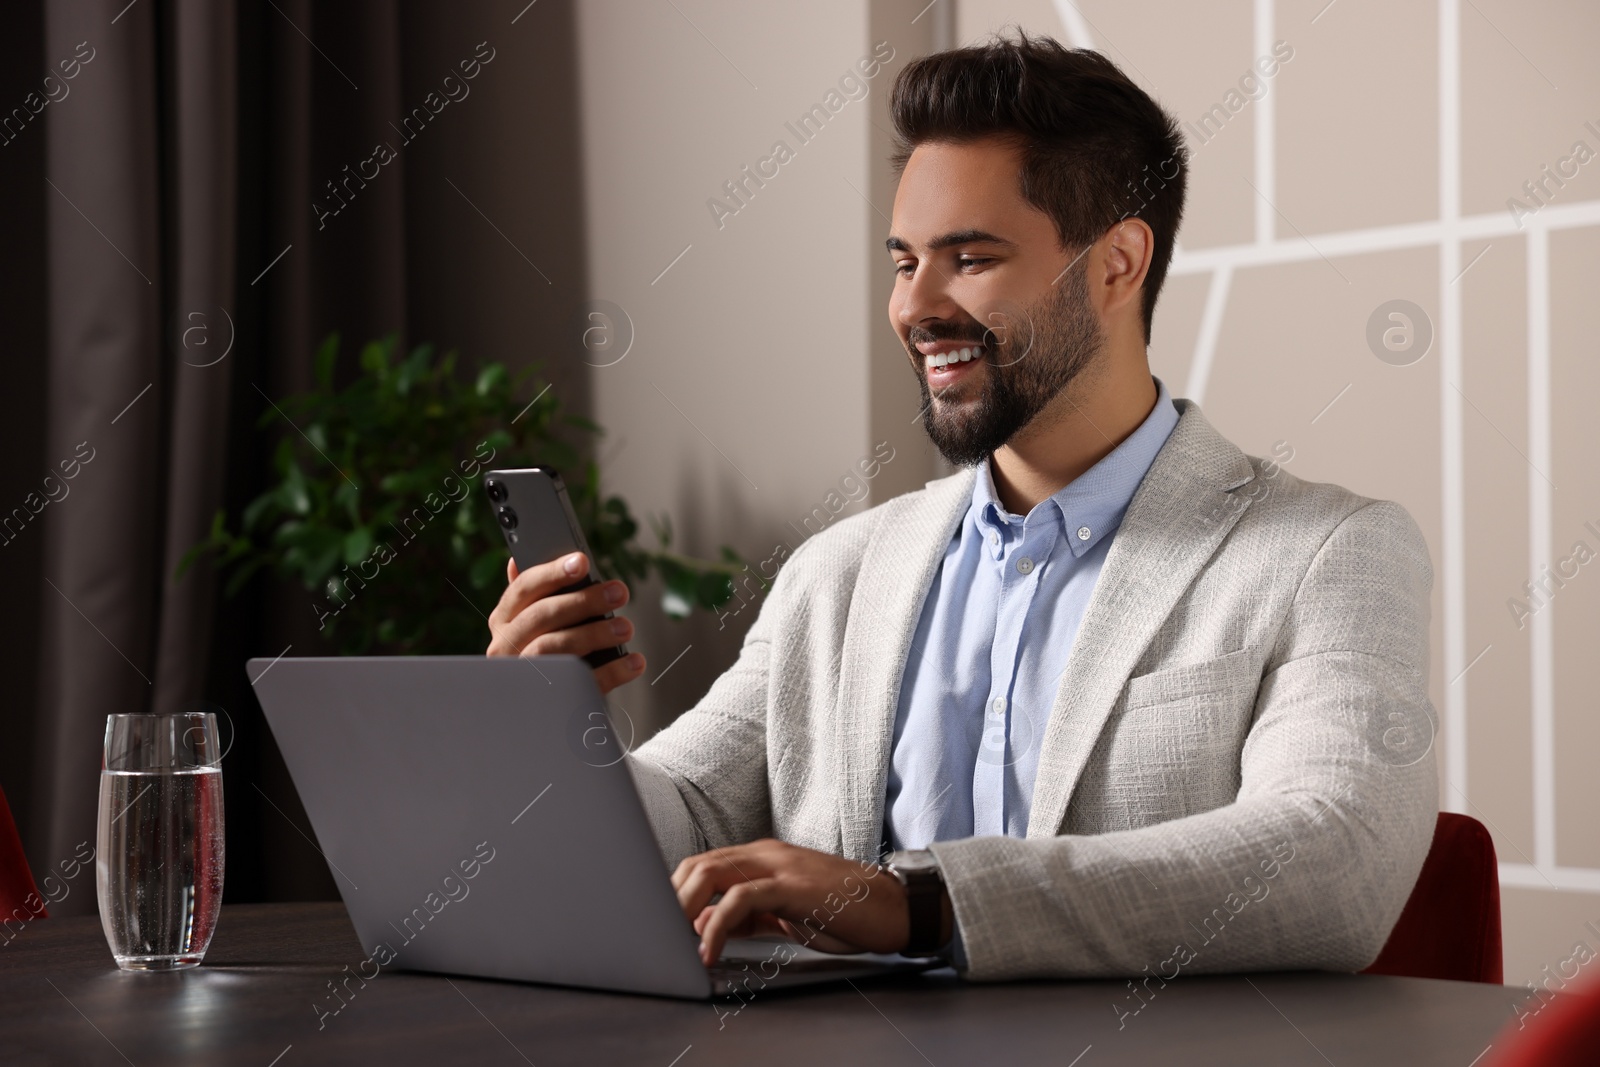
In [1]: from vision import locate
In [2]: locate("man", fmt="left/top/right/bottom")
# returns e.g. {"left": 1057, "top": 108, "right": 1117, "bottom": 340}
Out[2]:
{"left": 487, "top": 32, "right": 1437, "bottom": 982}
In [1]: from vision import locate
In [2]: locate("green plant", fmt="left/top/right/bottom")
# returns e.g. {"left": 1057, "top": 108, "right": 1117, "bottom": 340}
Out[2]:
{"left": 180, "top": 334, "right": 751, "bottom": 655}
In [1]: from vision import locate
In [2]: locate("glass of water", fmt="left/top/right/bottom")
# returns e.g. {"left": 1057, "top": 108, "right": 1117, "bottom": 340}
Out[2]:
{"left": 96, "top": 712, "right": 225, "bottom": 970}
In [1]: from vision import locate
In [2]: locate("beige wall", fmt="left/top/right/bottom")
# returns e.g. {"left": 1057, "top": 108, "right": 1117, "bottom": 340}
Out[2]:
{"left": 958, "top": 0, "right": 1600, "bottom": 987}
{"left": 574, "top": 0, "right": 944, "bottom": 733}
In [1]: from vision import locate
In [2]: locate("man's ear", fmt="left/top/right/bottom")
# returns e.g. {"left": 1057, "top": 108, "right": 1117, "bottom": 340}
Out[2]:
{"left": 1095, "top": 218, "right": 1154, "bottom": 321}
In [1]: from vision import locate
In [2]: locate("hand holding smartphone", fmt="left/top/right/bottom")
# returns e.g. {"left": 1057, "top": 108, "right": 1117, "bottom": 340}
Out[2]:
{"left": 484, "top": 468, "right": 629, "bottom": 670}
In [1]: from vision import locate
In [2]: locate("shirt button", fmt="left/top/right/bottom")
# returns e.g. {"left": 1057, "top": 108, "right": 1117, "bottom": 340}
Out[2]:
{"left": 1077, "top": 526, "right": 1091, "bottom": 541}
{"left": 989, "top": 531, "right": 999, "bottom": 547}
{"left": 1016, "top": 556, "right": 1034, "bottom": 575}
{"left": 991, "top": 696, "right": 1006, "bottom": 716}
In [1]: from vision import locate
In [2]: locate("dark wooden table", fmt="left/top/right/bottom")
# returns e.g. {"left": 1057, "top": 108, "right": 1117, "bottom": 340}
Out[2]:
{"left": 1, "top": 902, "right": 1530, "bottom": 1066}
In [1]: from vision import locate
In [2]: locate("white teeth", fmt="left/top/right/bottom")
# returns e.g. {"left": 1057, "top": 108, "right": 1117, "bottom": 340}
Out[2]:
{"left": 925, "top": 346, "right": 981, "bottom": 370}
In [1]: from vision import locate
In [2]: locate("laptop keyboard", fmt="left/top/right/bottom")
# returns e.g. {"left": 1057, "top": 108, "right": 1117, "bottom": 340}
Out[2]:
{"left": 710, "top": 939, "right": 941, "bottom": 995}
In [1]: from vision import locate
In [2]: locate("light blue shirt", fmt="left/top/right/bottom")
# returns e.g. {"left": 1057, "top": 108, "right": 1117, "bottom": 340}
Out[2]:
{"left": 885, "top": 378, "right": 1180, "bottom": 851}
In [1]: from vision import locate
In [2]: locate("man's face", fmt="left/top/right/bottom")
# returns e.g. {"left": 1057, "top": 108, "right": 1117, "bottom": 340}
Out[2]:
{"left": 887, "top": 137, "right": 1105, "bottom": 467}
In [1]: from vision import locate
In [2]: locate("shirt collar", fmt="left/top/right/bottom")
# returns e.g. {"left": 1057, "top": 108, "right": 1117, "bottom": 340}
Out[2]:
{"left": 969, "top": 377, "right": 1180, "bottom": 559}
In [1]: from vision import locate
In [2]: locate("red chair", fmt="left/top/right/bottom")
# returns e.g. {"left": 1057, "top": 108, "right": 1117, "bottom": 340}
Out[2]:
{"left": 0, "top": 785, "right": 46, "bottom": 928}
{"left": 1362, "top": 812, "right": 1502, "bottom": 983}
{"left": 1483, "top": 974, "right": 1600, "bottom": 1067}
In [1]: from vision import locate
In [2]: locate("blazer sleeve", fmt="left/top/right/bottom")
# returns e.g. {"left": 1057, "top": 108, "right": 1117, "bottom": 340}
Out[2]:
{"left": 929, "top": 499, "right": 1440, "bottom": 981}
{"left": 626, "top": 538, "right": 818, "bottom": 870}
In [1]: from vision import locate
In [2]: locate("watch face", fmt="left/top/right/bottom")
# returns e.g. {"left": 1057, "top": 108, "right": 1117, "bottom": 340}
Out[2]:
{"left": 888, "top": 849, "right": 939, "bottom": 874}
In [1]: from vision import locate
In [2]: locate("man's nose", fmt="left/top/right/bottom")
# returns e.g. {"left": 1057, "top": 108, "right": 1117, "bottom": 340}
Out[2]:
{"left": 897, "top": 262, "right": 958, "bottom": 328}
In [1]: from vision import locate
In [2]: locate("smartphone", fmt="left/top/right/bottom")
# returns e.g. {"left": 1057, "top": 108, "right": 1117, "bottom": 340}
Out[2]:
{"left": 484, "top": 467, "right": 627, "bottom": 669}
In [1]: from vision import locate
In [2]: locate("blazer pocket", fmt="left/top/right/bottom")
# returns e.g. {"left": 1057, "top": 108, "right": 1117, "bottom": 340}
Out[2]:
{"left": 1122, "top": 648, "right": 1258, "bottom": 710}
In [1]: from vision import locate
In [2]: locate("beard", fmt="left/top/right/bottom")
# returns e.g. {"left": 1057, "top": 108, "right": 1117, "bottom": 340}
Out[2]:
{"left": 913, "top": 256, "right": 1104, "bottom": 468}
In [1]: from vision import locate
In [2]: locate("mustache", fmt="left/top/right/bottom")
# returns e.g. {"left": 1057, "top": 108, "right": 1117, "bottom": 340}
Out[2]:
{"left": 907, "top": 327, "right": 993, "bottom": 348}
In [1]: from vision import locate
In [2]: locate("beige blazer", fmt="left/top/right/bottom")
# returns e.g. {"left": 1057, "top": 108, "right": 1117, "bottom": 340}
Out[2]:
{"left": 629, "top": 399, "right": 1439, "bottom": 981}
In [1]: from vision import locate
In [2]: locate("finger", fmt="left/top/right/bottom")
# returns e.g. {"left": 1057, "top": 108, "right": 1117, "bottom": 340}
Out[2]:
{"left": 488, "top": 580, "right": 629, "bottom": 657}
{"left": 699, "top": 906, "right": 785, "bottom": 940}
{"left": 673, "top": 859, "right": 729, "bottom": 920}
{"left": 673, "top": 846, "right": 761, "bottom": 917}
{"left": 506, "top": 557, "right": 519, "bottom": 583}
{"left": 670, "top": 853, "right": 697, "bottom": 893}
{"left": 709, "top": 911, "right": 769, "bottom": 943}
{"left": 745, "top": 912, "right": 791, "bottom": 940}
{"left": 671, "top": 842, "right": 760, "bottom": 891}
{"left": 593, "top": 652, "right": 646, "bottom": 695}
{"left": 522, "top": 614, "right": 634, "bottom": 659}
{"left": 670, "top": 850, "right": 708, "bottom": 894}
{"left": 493, "top": 581, "right": 626, "bottom": 656}
{"left": 699, "top": 880, "right": 784, "bottom": 965}
{"left": 489, "top": 552, "right": 590, "bottom": 628}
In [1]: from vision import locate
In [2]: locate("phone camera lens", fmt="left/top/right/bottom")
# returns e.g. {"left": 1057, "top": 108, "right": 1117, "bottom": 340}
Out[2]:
{"left": 485, "top": 480, "right": 507, "bottom": 503}
{"left": 497, "top": 506, "right": 518, "bottom": 530}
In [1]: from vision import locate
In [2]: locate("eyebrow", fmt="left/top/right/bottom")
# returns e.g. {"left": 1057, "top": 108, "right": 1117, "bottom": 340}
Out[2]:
{"left": 884, "top": 229, "right": 1017, "bottom": 254}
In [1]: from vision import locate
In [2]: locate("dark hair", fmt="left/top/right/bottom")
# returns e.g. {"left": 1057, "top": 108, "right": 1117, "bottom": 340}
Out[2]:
{"left": 890, "top": 29, "right": 1187, "bottom": 343}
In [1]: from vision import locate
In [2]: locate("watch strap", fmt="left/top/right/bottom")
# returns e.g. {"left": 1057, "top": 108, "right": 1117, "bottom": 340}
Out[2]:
{"left": 888, "top": 851, "right": 946, "bottom": 956}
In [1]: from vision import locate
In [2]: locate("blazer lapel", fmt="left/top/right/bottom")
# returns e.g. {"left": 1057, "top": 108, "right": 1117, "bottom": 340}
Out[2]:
{"left": 1026, "top": 401, "right": 1258, "bottom": 839}
{"left": 834, "top": 468, "right": 975, "bottom": 863}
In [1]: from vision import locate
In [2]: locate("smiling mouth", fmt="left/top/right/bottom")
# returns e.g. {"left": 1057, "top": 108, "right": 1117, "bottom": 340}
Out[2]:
{"left": 917, "top": 341, "right": 987, "bottom": 391}
{"left": 923, "top": 344, "right": 982, "bottom": 371}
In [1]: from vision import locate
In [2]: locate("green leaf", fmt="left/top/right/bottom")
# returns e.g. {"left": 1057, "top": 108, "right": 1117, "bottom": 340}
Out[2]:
{"left": 301, "top": 529, "right": 343, "bottom": 586}
{"left": 315, "top": 334, "right": 339, "bottom": 389}
{"left": 475, "top": 363, "right": 508, "bottom": 398}
{"left": 658, "top": 560, "right": 698, "bottom": 620}
{"left": 241, "top": 491, "right": 277, "bottom": 532}
{"left": 396, "top": 343, "right": 431, "bottom": 396}
{"left": 282, "top": 463, "right": 312, "bottom": 515}
{"left": 343, "top": 527, "right": 374, "bottom": 565}
{"left": 334, "top": 480, "right": 361, "bottom": 525}
{"left": 272, "top": 437, "right": 296, "bottom": 474}
{"left": 696, "top": 569, "right": 734, "bottom": 610}
{"left": 359, "top": 338, "right": 390, "bottom": 379}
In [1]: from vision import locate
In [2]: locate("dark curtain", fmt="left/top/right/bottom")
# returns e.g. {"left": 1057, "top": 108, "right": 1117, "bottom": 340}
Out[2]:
{"left": 5, "top": 0, "right": 588, "bottom": 915}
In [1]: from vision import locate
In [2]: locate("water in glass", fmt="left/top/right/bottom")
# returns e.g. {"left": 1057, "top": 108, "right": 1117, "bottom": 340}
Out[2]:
{"left": 96, "top": 712, "right": 225, "bottom": 970}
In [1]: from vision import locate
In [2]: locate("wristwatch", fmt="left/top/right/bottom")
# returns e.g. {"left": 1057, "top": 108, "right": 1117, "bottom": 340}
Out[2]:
{"left": 885, "top": 849, "right": 949, "bottom": 957}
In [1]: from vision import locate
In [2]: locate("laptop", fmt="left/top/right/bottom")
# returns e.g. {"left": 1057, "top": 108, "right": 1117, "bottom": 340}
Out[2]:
{"left": 247, "top": 654, "right": 939, "bottom": 999}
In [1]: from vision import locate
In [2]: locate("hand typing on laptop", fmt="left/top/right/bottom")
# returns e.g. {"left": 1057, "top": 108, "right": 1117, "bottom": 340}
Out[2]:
{"left": 673, "top": 839, "right": 949, "bottom": 965}
{"left": 486, "top": 553, "right": 647, "bottom": 693}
